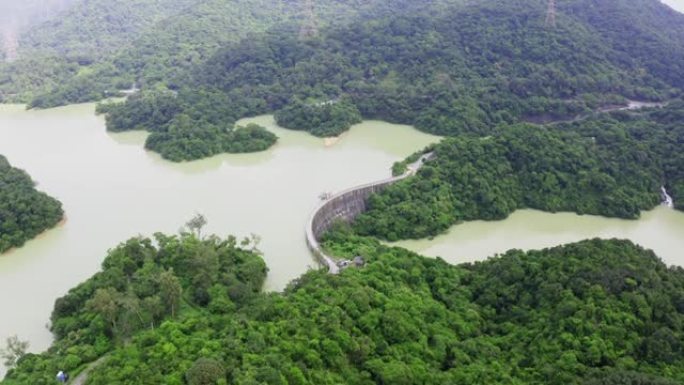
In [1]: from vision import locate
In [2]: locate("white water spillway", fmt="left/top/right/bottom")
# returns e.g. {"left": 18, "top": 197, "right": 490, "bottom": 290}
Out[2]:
{"left": 662, "top": 186, "right": 674, "bottom": 208}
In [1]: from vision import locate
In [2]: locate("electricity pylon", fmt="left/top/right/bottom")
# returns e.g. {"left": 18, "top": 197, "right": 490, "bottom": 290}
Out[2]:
{"left": 299, "top": 0, "right": 319, "bottom": 39}
{"left": 545, "top": 0, "right": 557, "bottom": 28}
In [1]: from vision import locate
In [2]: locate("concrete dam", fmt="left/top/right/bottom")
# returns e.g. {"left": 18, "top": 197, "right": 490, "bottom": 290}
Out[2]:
{"left": 305, "top": 153, "right": 434, "bottom": 274}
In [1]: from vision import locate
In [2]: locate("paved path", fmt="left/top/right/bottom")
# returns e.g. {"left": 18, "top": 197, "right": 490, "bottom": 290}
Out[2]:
{"left": 70, "top": 356, "right": 107, "bottom": 385}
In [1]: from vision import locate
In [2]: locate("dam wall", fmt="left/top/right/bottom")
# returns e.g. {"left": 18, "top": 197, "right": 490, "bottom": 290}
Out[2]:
{"left": 305, "top": 153, "right": 433, "bottom": 273}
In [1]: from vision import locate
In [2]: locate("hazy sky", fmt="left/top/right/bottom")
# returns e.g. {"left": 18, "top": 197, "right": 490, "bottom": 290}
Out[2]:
{"left": 662, "top": 0, "right": 684, "bottom": 12}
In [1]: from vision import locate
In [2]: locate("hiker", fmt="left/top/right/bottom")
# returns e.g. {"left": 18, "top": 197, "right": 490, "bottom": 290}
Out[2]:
{"left": 56, "top": 370, "right": 67, "bottom": 383}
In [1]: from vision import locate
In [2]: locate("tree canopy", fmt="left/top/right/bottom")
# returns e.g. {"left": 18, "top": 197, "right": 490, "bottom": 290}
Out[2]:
{"left": 90, "top": 0, "right": 684, "bottom": 159}
{"left": 3, "top": 232, "right": 684, "bottom": 385}
{"left": 0, "top": 155, "right": 63, "bottom": 253}
{"left": 354, "top": 100, "right": 684, "bottom": 240}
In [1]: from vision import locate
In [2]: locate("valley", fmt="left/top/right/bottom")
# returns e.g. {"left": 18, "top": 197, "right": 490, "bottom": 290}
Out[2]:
{"left": 2, "top": 104, "right": 684, "bottom": 381}
{"left": 2, "top": 0, "right": 684, "bottom": 383}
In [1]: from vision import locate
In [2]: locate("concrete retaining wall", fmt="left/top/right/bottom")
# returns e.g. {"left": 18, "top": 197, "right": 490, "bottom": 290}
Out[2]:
{"left": 305, "top": 152, "right": 433, "bottom": 274}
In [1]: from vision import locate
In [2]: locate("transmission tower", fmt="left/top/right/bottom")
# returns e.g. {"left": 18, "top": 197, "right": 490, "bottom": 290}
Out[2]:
{"left": 545, "top": 0, "right": 557, "bottom": 28}
{"left": 299, "top": 0, "right": 319, "bottom": 40}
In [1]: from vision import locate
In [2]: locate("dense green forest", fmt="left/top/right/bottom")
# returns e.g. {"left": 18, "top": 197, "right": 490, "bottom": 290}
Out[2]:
{"left": 0, "top": 0, "right": 76, "bottom": 63}
{"left": 145, "top": 120, "right": 278, "bottom": 162}
{"left": 2, "top": 0, "right": 684, "bottom": 384}
{"left": 91, "top": 0, "right": 684, "bottom": 160}
{"left": 0, "top": 0, "right": 197, "bottom": 103}
{"left": 564, "top": 100, "right": 684, "bottom": 211}
{"left": 2, "top": 231, "right": 267, "bottom": 384}
{"left": 0, "top": 155, "right": 63, "bottom": 253}
{"left": 274, "top": 98, "right": 362, "bottom": 137}
{"left": 17, "top": 0, "right": 196, "bottom": 60}
{"left": 354, "top": 101, "right": 684, "bottom": 240}
{"left": 5, "top": 0, "right": 684, "bottom": 160}
{"left": 11, "top": 0, "right": 296, "bottom": 108}
{"left": 1, "top": 0, "right": 462, "bottom": 105}
{"left": 97, "top": 92, "right": 277, "bottom": 161}
{"left": 3, "top": 231, "right": 684, "bottom": 384}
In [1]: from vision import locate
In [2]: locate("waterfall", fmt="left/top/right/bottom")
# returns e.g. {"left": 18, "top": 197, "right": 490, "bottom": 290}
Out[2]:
{"left": 661, "top": 186, "right": 674, "bottom": 208}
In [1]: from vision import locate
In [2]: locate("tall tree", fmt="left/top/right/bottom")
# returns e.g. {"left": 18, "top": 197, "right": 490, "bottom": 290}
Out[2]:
{"left": 186, "top": 213, "right": 207, "bottom": 239}
{"left": 158, "top": 269, "right": 182, "bottom": 318}
{"left": 0, "top": 335, "right": 29, "bottom": 369}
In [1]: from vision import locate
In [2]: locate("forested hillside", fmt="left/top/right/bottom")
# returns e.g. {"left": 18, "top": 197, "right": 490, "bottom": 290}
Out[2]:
{"left": 4, "top": 0, "right": 684, "bottom": 160}
{"left": 0, "top": 155, "right": 63, "bottom": 253}
{"left": 566, "top": 99, "right": 684, "bottom": 210}
{"left": 564, "top": 0, "right": 684, "bottom": 90}
{"left": 0, "top": 0, "right": 197, "bottom": 103}
{"left": 19, "top": 0, "right": 198, "bottom": 60}
{"left": 11, "top": 0, "right": 298, "bottom": 107}
{"left": 1, "top": 0, "right": 465, "bottom": 106}
{"left": 94, "top": 0, "right": 684, "bottom": 160}
{"left": 3, "top": 233, "right": 684, "bottom": 384}
{"left": 2, "top": 1, "right": 684, "bottom": 384}
{"left": 71, "top": 0, "right": 448, "bottom": 99}
{"left": 0, "top": 0, "right": 76, "bottom": 42}
{"left": 0, "top": 0, "right": 77, "bottom": 65}
{"left": 354, "top": 101, "right": 684, "bottom": 240}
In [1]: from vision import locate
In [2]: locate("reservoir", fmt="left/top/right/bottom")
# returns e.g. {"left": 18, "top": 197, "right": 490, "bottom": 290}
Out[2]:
{"left": 0, "top": 103, "right": 439, "bottom": 369}
{"left": 1, "top": 103, "right": 683, "bottom": 373}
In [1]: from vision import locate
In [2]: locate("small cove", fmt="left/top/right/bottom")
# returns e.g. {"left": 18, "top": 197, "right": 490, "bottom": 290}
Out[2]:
{"left": 393, "top": 206, "right": 684, "bottom": 267}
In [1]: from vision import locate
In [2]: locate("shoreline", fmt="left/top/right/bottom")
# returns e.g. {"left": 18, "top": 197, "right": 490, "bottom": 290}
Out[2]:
{"left": 324, "top": 133, "right": 344, "bottom": 147}
{"left": 0, "top": 215, "right": 67, "bottom": 257}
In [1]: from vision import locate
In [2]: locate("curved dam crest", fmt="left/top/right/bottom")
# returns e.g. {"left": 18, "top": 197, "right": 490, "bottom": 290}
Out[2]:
{"left": 306, "top": 153, "right": 434, "bottom": 273}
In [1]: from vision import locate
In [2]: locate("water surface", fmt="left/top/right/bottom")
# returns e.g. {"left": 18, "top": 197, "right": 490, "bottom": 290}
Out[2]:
{"left": 0, "top": 104, "right": 440, "bottom": 366}
{"left": 394, "top": 207, "right": 684, "bottom": 266}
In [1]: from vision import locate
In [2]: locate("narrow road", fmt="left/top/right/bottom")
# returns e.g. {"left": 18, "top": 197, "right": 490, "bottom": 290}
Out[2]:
{"left": 70, "top": 356, "right": 107, "bottom": 385}
{"left": 532, "top": 100, "right": 666, "bottom": 125}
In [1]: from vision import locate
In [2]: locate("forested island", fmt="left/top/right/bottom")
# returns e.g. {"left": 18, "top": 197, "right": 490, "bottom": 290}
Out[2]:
{"left": 274, "top": 98, "right": 362, "bottom": 138}
{"left": 3, "top": 231, "right": 684, "bottom": 384}
{"left": 0, "top": 155, "right": 63, "bottom": 253}
{"left": 96, "top": 93, "right": 278, "bottom": 161}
